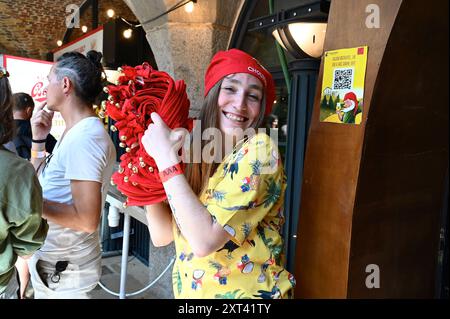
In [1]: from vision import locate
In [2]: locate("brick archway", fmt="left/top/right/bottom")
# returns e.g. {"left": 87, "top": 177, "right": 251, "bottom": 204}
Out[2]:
{"left": 0, "top": 0, "right": 136, "bottom": 60}
{"left": 0, "top": 0, "right": 244, "bottom": 113}
{"left": 123, "top": 0, "right": 244, "bottom": 114}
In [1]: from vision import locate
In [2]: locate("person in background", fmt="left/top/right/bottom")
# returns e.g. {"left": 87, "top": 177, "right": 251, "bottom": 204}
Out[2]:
{"left": 1, "top": 86, "right": 17, "bottom": 154}
{"left": 11, "top": 93, "right": 55, "bottom": 297}
{"left": 27, "top": 51, "right": 116, "bottom": 299}
{"left": 12, "top": 92, "right": 57, "bottom": 160}
{"left": 0, "top": 67, "right": 48, "bottom": 299}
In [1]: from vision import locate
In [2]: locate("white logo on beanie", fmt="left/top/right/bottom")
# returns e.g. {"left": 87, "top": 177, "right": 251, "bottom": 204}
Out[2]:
{"left": 247, "top": 66, "right": 266, "bottom": 83}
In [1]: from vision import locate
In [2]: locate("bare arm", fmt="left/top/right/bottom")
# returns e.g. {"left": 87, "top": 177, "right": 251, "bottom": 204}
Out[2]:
{"left": 142, "top": 113, "right": 231, "bottom": 257}
{"left": 30, "top": 141, "right": 46, "bottom": 174}
{"left": 30, "top": 102, "right": 54, "bottom": 174}
{"left": 43, "top": 180, "right": 102, "bottom": 233}
{"left": 161, "top": 173, "right": 231, "bottom": 257}
{"left": 15, "top": 257, "right": 30, "bottom": 299}
{"left": 145, "top": 202, "right": 174, "bottom": 247}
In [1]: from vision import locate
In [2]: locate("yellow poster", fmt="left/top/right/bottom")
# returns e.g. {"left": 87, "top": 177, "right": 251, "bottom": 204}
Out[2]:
{"left": 319, "top": 46, "right": 368, "bottom": 124}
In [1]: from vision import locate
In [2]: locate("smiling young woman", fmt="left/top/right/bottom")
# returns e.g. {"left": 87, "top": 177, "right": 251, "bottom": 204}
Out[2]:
{"left": 218, "top": 73, "right": 263, "bottom": 133}
{"left": 141, "top": 49, "right": 296, "bottom": 299}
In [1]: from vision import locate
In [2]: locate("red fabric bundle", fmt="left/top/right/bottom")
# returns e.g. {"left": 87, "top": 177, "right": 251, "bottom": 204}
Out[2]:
{"left": 104, "top": 63, "right": 192, "bottom": 207}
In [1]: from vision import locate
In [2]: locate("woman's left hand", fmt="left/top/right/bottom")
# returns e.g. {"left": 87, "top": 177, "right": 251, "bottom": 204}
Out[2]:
{"left": 141, "top": 112, "right": 187, "bottom": 170}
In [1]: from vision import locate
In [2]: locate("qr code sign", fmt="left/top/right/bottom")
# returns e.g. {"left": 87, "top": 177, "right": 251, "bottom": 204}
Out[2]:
{"left": 332, "top": 68, "right": 353, "bottom": 90}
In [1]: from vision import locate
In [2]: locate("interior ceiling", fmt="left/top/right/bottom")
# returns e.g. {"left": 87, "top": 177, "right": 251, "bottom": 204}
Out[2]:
{"left": 0, "top": 0, "right": 136, "bottom": 61}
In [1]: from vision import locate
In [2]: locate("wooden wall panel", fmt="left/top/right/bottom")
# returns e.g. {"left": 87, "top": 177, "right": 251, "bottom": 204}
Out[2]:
{"left": 348, "top": 0, "right": 449, "bottom": 298}
{"left": 294, "top": 0, "right": 403, "bottom": 298}
{"left": 294, "top": 0, "right": 448, "bottom": 298}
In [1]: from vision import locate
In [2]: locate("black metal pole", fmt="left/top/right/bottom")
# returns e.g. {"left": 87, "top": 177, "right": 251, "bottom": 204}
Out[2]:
{"left": 283, "top": 58, "right": 320, "bottom": 273}
{"left": 92, "top": 0, "right": 99, "bottom": 29}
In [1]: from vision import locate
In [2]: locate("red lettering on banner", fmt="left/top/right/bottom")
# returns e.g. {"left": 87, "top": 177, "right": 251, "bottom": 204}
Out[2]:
{"left": 31, "top": 82, "right": 47, "bottom": 102}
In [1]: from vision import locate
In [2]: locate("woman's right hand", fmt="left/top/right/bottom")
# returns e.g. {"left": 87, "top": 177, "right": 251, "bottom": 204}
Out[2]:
{"left": 141, "top": 113, "right": 186, "bottom": 170}
{"left": 31, "top": 102, "right": 54, "bottom": 140}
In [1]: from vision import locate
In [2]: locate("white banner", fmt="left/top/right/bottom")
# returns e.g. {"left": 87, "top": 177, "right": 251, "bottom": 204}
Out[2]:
{"left": 53, "top": 27, "right": 104, "bottom": 61}
{"left": 2, "top": 55, "right": 65, "bottom": 140}
{"left": 3, "top": 27, "right": 109, "bottom": 141}
{"left": 3, "top": 55, "right": 53, "bottom": 104}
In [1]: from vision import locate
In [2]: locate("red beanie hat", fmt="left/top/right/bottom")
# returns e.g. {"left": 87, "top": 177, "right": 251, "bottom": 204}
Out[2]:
{"left": 204, "top": 49, "right": 275, "bottom": 116}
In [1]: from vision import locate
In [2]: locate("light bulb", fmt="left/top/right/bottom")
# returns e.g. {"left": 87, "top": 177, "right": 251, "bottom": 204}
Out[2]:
{"left": 107, "top": 9, "right": 115, "bottom": 18}
{"left": 57, "top": 40, "right": 63, "bottom": 47}
{"left": 123, "top": 29, "right": 133, "bottom": 39}
{"left": 184, "top": 1, "right": 194, "bottom": 13}
{"left": 81, "top": 25, "right": 88, "bottom": 33}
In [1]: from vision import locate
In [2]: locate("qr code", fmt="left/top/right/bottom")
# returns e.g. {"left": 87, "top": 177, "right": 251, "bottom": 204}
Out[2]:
{"left": 332, "top": 68, "right": 353, "bottom": 90}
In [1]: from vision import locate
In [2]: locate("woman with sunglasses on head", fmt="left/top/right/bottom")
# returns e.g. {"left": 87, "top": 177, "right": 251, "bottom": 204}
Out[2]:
{"left": 142, "top": 49, "right": 295, "bottom": 299}
{"left": 0, "top": 68, "right": 48, "bottom": 299}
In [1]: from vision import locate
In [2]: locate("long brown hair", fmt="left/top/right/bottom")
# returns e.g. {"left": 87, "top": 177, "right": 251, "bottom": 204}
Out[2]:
{"left": 184, "top": 79, "right": 267, "bottom": 195}
{"left": 0, "top": 73, "right": 15, "bottom": 145}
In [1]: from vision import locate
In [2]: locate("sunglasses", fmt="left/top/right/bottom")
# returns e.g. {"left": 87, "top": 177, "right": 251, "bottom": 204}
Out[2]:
{"left": 36, "top": 153, "right": 54, "bottom": 174}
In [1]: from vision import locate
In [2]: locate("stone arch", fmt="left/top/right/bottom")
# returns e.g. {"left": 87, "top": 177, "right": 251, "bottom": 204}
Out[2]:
{"left": 123, "top": 0, "right": 244, "bottom": 115}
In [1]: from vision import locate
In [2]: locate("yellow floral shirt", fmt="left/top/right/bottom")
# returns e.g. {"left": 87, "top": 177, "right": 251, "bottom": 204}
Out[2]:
{"left": 172, "top": 133, "right": 296, "bottom": 299}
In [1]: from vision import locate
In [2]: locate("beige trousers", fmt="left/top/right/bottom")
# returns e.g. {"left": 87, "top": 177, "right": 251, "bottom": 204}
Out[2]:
{"left": 28, "top": 251, "right": 101, "bottom": 299}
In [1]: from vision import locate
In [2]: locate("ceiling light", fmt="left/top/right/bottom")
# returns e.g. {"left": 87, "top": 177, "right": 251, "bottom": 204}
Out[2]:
{"left": 123, "top": 28, "right": 133, "bottom": 39}
{"left": 184, "top": 1, "right": 194, "bottom": 13}
{"left": 107, "top": 9, "right": 115, "bottom": 18}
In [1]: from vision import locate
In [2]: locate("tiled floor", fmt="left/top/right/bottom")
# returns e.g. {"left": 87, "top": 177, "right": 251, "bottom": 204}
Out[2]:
{"left": 90, "top": 255, "right": 172, "bottom": 299}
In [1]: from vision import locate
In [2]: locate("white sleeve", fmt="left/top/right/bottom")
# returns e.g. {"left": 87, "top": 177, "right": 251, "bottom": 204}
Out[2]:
{"left": 64, "top": 135, "right": 109, "bottom": 183}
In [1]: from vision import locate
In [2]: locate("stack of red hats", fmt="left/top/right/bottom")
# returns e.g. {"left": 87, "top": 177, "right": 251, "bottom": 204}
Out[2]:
{"left": 104, "top": 62, "right": 192, "bottom": 207}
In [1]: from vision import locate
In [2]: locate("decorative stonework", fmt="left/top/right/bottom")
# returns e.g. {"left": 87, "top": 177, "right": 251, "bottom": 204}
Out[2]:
{"left": 124, "top": 0, "right": 244, "bottom": 115}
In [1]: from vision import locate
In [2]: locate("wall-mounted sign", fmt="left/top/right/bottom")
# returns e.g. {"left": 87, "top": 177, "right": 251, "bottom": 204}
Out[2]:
{"left": 319, "top": 46, "right": 368, "bottom": 125}
{"left": 1, "top": 55, "right": 53, "bottom": 104}
{"left": 0, "top": 55, "right": 65, "bottom": 139}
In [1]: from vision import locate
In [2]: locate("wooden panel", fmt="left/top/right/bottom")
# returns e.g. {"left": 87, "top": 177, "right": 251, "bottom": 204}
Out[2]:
{"left": 348, "top": 0, "right": 449, "bottom": 298}
{"left": 294, "top": 0, "right": 403, "bottom": 298}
